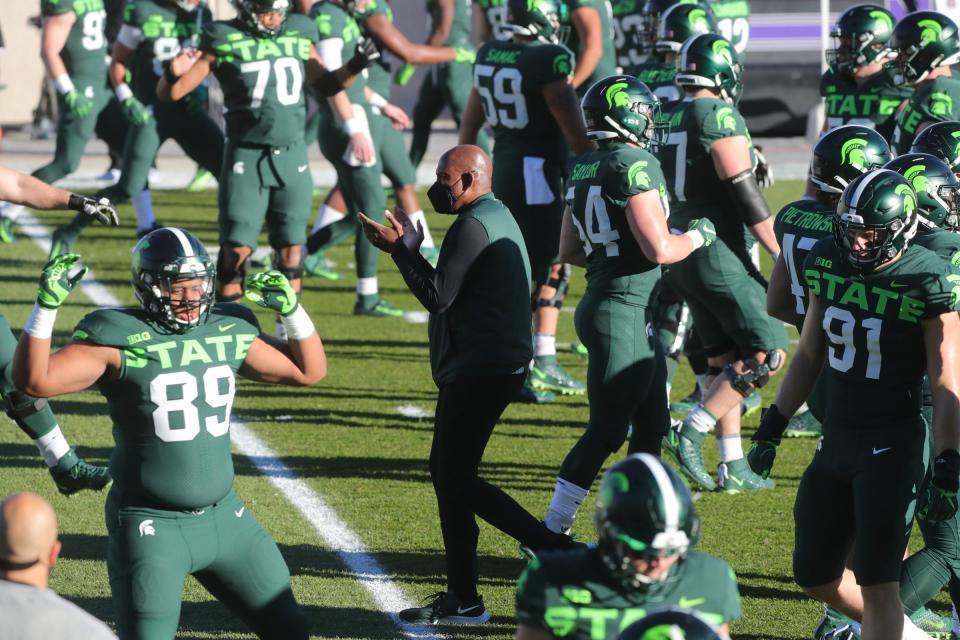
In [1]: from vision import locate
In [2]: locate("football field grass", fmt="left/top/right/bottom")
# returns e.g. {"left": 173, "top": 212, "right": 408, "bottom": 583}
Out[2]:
{"left": 0, "top": 180, "right": 944, "bottom": 639}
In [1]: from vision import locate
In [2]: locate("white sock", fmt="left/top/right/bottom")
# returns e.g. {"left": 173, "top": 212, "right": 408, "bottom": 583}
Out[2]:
{"left": 534, "top": 333, "right": 556, "bottom": 358}
{"left": 0, "top": 202, "right": 24, "bottom": 221}
{"left": 357, "top": 277, "right": 378, "bottom": 296}
{"left": 133, "top": 189, "right": 155, "bottom": 232}
{"left": 902, "top": 614, "right": 934, "bottom": 640}
{"left": 34, "top": 426, "right": 70, "bottom": 468}
{"left": 545, "top": 478, "right": 589, "bottom": 534}
{"left": 717, "top": 435, "right": 744, "bottom": 463}
{"left": 684, "top": 405, "right": 717, "bottom": 434}
{"left": 406, "top": 210, "right": 435, "bottom": 248}
{"left": 311, "top": 204, "right": 344, "bottom": 233}
{"left": 695, "top": 373, "right": 711, "bottom": 395}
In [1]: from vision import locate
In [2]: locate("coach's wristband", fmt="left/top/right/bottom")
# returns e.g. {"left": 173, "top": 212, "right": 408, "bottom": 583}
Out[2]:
{"left": 280, "top": 304, "right": 316, "bottom": 341}
{"left": 23, "top": 303, "right": 58, "bottom": 340}
{"left": 683, "top": 230, "right": 705, "bottom": 250}
{"left": 115, "top": 83, "right": 133, "bottom": 102}
{"left": 53, "top": 74, "right": 75, "bottom": 95}
{"left": 368, "top": 92, "right": 388, "bottom": 109}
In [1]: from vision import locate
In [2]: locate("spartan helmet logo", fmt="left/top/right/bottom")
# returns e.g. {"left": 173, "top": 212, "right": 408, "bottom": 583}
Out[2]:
{"left": 930, "top": 92, "right": 954, "bottom": 116}
{"left": 918, "top": 18, "right": 944, "bottom": 46}
{"left": 870, "top": 9, "right": 893, "bottom": 34}
{"left": 605, "top": 81, "right": 631, "bottom": 108}
{"left": 840, "top": 137, "right": 869, "bottom": 168}
{"left": 640, "top": 625, "right": 689, "bottom": 640}
{"left": 895, "top": 183, "right": 918, "bottom": 215}
{"left": 904, "top": 164, "right": 929, "bottom": 193}
{"left": 688, "top": 8, "right": 709, "bottom": 32}
{"left": 711, "top": 38, "right": 734, "bottom": 66}
{"left": 628, "top": 161, "right": 651, "bottom": 188}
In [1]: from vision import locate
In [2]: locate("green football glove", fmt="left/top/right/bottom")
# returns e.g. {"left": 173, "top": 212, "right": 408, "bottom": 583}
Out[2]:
{"left": 687, "top": 218, "right": 716, "bottom": 248}
{"left": 454, "top": 47, "right": 476, "bottom": 64}
{"left": 63, "top": 89, "right": 93, "bottom": 118}
{"left": 393, "top": 63, "right": 415, "bottom": 87}
{"left": 919, "top": 451, "right": 960, "bottom": 522}
{"left": 121, "top": 96, "right": 152, "bottom": 126}
{"left": 747, "top": 440, "right": 778, "bottom": 479}
{"left": 37, "top": 253, "right": 86, "bottom": 309}
{"left": 244, "top": 270, "right": 299, "bottom": 316}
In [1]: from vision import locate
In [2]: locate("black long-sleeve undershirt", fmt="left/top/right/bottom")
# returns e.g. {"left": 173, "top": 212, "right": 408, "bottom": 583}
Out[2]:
{"left": 391, "top": 217, "right": 489, "bottom": 314}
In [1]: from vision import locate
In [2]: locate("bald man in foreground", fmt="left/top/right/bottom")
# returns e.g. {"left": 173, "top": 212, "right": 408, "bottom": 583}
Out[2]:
{"left": 0, "top": 492, "right": 116, "bottom": 639}
{"left": 360, "top": 146, "right": 577, "bottom": 625}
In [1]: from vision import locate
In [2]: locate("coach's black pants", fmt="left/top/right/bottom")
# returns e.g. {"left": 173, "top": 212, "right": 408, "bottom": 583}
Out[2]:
{"left": 430, "top": 372, "right": 558, "bottom": 600}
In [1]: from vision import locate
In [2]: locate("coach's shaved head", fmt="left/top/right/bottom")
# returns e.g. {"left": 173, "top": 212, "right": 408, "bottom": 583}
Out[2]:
{"left": 434, "top": 145, "right": 492, "bottom": 212}
{"left": 0, "top": 492, "right": 61, "bottom": 588}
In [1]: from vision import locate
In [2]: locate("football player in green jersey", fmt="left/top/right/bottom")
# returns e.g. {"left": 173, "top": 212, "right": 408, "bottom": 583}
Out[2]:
{"left": 474, "top": 0, "right": 512, "bottom": 42}
{"left": 626, "top": 2, "right": 715, "bottom": 103}
{"left": 820, "top": 4, "right": 909, "bottom": 138}
{"left": 753, "top": 169, "right": 960, "bottom": 640}
{"left": 304, "top": 0, "right": 467, "bottom": 278}
{"left": 304, "top": 0, "right": 415, "bottom": 316}
{"left": 910, "top": 120, "right": 960, "bottom": 176}
{"left": 563, "top": 0, "right": 617, "bottom": 93}
{"left": 13, "top": 227, "right": 326, "bottom": 639}
{"left": 543, "top": 76, "right": 715, "bottom": 536}
{"left": 156, "top": 0, "right": 379, "bottom": 323}
{"left": 658, "top": 34, "right": 786, "bottom": 493}
{"left": 460, "top": 0, "right": 594, "bottom": 400}
{"left": 706, "top": 0, "right": 748, "bottom": 55}
{"left": 0, "top": 167, "right": 116, "bottom": 495}
{"left": 890, "top": 11, "right": 960, "bottom": 155}
{"left": 49, "top": 0, "right": 223, "bottom": 258}
{"left": 517, "top": 454, "right": 741, "bottom": 640}
{"left": 766, "top": 126, "right": 891, "bottom": 442}
{"left": 407, "top": 0, "right": 486, "bottom": 168}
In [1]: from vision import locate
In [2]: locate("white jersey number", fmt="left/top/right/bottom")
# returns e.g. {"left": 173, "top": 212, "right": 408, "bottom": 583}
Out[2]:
{"left": 241, "top": 58, "right": 304, "bottom": 108}
{"left": 150, "top": 366, "right": 236, "bottom": 442}
{"left": 474, "top": 64, "right": 529, "bottom": 129}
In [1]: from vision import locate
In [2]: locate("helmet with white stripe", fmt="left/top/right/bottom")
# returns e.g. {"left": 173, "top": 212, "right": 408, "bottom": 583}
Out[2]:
{"left": 594, "top": 453, "right": 700, "bottom": 589}
{"left": 835, "top": 169, "right": 919, "bottom": 273}
{"left": 132, "top": 227, "right": 216, "bottom": 333}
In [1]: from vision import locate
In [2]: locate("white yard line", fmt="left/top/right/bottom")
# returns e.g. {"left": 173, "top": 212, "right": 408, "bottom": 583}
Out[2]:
{"left": 16, "top": 211, "right": 440, "bottom": 640}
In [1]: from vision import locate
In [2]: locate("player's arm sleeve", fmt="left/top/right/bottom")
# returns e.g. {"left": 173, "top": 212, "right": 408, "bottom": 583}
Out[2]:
{"left": 391, "top": 217, "right": 490, "bottom": 314}
{"left": 515, "top": 559, "right": 550, "bottom": 629}
{"left": 72, "top": 311, "right": 123, "bottom": 347}
{"left": 41, "top": 0, "right": 74, "bottom": 17}
{"left": 699, "top": 101, "right": 750, "bottom": 148}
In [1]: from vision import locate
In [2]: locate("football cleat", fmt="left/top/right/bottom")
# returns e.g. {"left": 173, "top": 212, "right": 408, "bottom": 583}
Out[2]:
{"left": 49, "top": 448, "right": 111, "bottom": 496}
{"left": 670, "top": 385, "right": 701, "bottom": 413}
{"left": 353, "top": 297, "right": 405, "bottom": 318}
{"left": 666, "top": 424, "right": 717, "bottom": 491}
{"left": 529, "top": 356, "right": 585, "bottom": 395}
{"left": 0, "top": 215, "right": 14, "bottom": 243}
{"left": 516, "top": 381, "right": 556, "bottom": 404}
{"left": 785, "top": 410, "right": 823, "bottom": 438}
{"left": 186, "top": 167, "right": 215, "bottom": 192}
{"left": 717, "top": 457, "right": 775, "bottom": 493}
{"left": 398, "top": 592, "right": 491, "bottom": 625}
{"left": 910, "top": 606, "right": 952, "bottom": 638}
{"left": 303, "top": 252, "right": 340, "bottom": 280}
{"left": 419, "top": 246, "right": 440, "bottom": 267}
{"left": 814, "top": 606, "right": 860, "bottom": 640}
{"left": 740, "top": 391, "right": 761, "bottom": 417}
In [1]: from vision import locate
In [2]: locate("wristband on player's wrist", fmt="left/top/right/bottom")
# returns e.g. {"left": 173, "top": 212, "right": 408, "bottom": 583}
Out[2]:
{"left": 683, "top": 229, "right": 705, "bottom": 250}
{"left": 67, "top": 194, "right": 86, "bottom": 212}
{"left": 343, "top": 116, "right": 367, "bottom": 137}
{"left": 280, "top": 304, "right": 315, "bottom": 340}
{"left": 115, "top": 83, "right": 134, "bottom": 102}
{"left": 24, "top": 303, "right": 58, "bottom": 339}
{"left": 368, "top": 92, "right": 387, "bottom": 109}
{"left": 53, "top": 74, "right": 75, "bottom": 95}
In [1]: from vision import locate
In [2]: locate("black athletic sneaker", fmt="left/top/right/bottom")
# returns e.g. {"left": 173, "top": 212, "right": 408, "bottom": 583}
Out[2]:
{"left": 398, "top": 591, "right": 491, "bottom": 625}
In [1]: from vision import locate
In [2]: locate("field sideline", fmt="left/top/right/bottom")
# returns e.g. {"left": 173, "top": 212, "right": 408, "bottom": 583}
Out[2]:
{"left": 0, "top": 181, "right": 944, "bottom": 639}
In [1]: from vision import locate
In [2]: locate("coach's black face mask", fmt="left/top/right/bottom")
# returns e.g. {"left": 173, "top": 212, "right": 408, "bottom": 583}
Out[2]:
{"left": 427, "top": 177, "right": 464, "bottom": 214}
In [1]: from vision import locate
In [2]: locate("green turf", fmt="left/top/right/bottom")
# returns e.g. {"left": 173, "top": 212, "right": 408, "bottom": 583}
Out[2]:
{"left": 0, "top": 181, "right": 945, "bottom": 639}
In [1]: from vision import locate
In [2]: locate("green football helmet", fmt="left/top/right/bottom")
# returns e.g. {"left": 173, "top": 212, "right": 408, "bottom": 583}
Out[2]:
{"left": 233, "top": 0, "right": 290, "bottom": 37}
{"left": 884, "top": 153, "right": 960, "bottom": 231}
{"left": 594, "top": 454, "right": 700, "bottom": 589}
{"left": 582, "top": 75, "right": 661, "bottom": 148}
{"left": 675, "top": 33, "right": 743, "bottom": 105}
{"left": 910, "top": 121, "right": 960, "bottom": 175}
{"left": 507, "top": 0, "right": 568, "bottom": 44}
{"left": 834, "top": 169, "right": 919, "bottom": 273}
{"left": 132, "top": 227, "right": 217, "bottom": 333}
{"left": 827, "top": 4, "right": 895, "bottom": 74}
{"left": 889, "top": 11, "right": 960, "bottom": 84}
{"left": 656, "top": 3, "right": 717, "bottom": 54}
{"left": 618, "top": 609, "right": 723, "bottom": 640}
{"left": 641, "top": 0, "right": 698, "bottom": 51}
{"left": 810, "top": 124, "right": 892, "bottom": 195}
